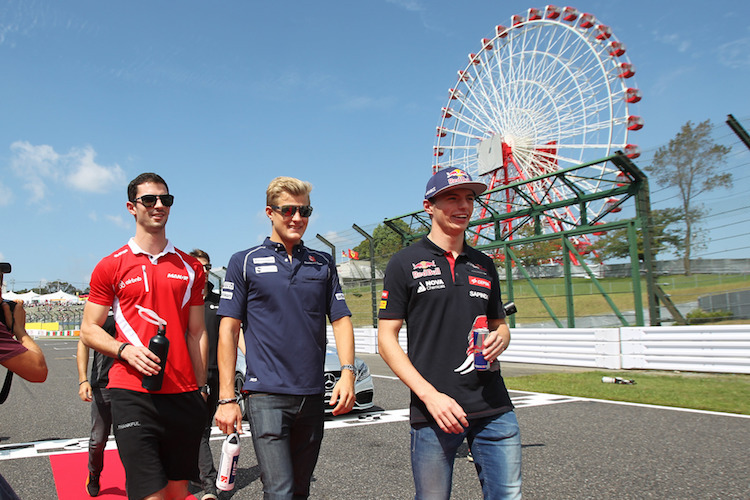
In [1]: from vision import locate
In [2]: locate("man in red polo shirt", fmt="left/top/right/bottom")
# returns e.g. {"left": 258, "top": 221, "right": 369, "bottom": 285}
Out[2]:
{"left": 81, "top": 172, "right": 208, "bottom": 500}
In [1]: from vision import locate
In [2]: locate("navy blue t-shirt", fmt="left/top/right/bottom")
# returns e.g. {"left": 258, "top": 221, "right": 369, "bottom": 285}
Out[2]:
{"left": 379, "top": 236, "right": 513, "bottom": 424}
{"left": 218, "top": 238, "right": 351, "bottom": 395}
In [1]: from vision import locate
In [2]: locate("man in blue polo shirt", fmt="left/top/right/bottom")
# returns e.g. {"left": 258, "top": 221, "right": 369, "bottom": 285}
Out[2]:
{"left": 378, "top": 168, "right": 521, "bottom": 499}
{"left": 215, "top": 176, "right": 355, "bottom": 499}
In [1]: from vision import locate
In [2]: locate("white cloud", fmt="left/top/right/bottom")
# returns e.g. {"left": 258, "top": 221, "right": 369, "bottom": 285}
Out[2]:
{"left": 386, "top": 0, "right": 424, "bottom": 13}
{"left": 718, "top": 37, "right": 750, "bottom": 69}
{"left": 0, "top": 181, "right": 12, "bottom": 206}
{"left": 9, "top": 141, "right": 126, "bottom": 202}
{"left": 66, "top": 146, "right": 126, "bottom": 193}
{"left": 652, "top": 31, "right": 690, "bottom": 53}
{"left": 105, "top": 214, "right": 130, "bottom": 230}
{"left": 9, "top": 141, "right": 60, "bottom": 201}
{"left": 650, "top": 66, "right": 694, "bottom": 96}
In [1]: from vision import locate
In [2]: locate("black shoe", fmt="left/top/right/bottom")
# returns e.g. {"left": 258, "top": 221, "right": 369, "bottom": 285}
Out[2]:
{"left": 86, "top": 473, "right": 101, "bottom": 497}
{"left": 201, "top": 483, "right": 219, "bottom": 500}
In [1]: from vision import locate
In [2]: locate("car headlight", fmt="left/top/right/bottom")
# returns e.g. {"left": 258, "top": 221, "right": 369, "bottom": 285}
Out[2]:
{"left": 356, "top": 361, "right": 370, "bottom": 382}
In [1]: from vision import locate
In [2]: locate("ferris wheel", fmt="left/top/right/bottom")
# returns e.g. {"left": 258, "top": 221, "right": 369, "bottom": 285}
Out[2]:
{"left": 433, "top": 5, "right": 643, "bottom": 250}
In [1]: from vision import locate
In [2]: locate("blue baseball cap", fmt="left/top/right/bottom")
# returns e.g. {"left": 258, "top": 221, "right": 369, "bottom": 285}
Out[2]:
{"left": 425, "top": 168, "right": 487, "bottom": 200}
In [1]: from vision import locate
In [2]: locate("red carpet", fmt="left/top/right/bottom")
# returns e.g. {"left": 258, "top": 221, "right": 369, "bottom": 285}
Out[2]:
{"left": 50, "top": 449, "right": 198, "bottom": 499}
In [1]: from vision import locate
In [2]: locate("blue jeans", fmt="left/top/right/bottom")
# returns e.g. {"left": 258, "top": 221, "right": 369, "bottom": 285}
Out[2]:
{"left": 247, "top": 393, "right": 325, "bottom": 500}
{"left": 411, "top": 410, "right": 522, "bottom": 500}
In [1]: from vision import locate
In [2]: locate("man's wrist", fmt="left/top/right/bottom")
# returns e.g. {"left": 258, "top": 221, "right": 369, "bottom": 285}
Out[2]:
{"left": 217, "top": 396, "right": 240, "bottom": 405}
{"left": 117, "top": 342, "right": 130, "bottom": 360}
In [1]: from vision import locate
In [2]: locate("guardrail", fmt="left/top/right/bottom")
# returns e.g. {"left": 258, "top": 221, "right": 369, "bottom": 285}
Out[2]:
{"left": 330, "top": 324, "right": 750, "bottom": 375}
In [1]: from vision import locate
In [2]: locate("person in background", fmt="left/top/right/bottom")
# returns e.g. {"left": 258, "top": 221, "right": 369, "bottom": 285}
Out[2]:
{"left": 76, "top": 312, "right": 116, "bottom": 497}
{"left": 189, "top": 248, "right": 220, "bottom": 500}
{"left": 214, "top": 176, "right": 356, "bottom": 499}
{"left": 0, "top": 267, "right": 47, "bottom": 383}
{"left": 378, "top": 168, "right": 522, "bottom": 499}
{"left": 81, "top": 172, "right": 209, "bottom": 500}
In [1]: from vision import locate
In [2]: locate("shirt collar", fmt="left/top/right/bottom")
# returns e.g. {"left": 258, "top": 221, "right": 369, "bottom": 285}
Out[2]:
{"left": 128, "top": 237, "right": 176, "bottom": 263}
{"left": 263, "top": 236, "right": 306, "bottom": 255}
{"left": 421, "top": 236, "right": 468, "bottom": 257}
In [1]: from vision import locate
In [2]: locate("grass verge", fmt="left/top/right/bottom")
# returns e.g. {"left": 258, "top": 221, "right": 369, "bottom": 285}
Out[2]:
{"left": 504, "top": 371, "right": 750, "bottom": 415}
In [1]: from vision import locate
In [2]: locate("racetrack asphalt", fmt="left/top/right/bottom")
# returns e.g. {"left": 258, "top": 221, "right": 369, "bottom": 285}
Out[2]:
{"left": 1, "top": 339, "right": 748, "bottom": 499}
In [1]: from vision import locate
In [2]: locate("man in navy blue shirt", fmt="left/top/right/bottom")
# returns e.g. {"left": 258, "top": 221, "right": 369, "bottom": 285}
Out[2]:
{"left": 378, "top": 168, "right": 521, "bottom": 499}
{"left": 215, "top": 176, "right": 355, "bottom": 499}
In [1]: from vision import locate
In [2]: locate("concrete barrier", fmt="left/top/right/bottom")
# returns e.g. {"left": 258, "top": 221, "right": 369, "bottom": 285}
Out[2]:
{"left": 334, "top": 324, "right": 750, "bottom": 374}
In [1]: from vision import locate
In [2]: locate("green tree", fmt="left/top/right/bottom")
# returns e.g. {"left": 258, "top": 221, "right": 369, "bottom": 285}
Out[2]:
{"left": 645, "top": 120, "right": 731, "bottom": 275}
{"left": 352, "top": 220, "right": 411, "bottom": 268}
{"left": 509, "top": 222, "right": 564, "bottom": 267}
{"left": 590, "top": 208, "right": 684, "bottom": 262}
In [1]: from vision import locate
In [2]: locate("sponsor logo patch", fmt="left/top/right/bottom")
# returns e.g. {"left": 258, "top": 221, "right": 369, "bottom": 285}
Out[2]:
{"left": 118, "top": 276, "right": 142, "bottom": 289}
{"left": 412, "top": 260, "right": 436, "bottom": 271}
{"left": 255, "top": 265, "right": 278, "bottom": 274}
{"left": 469, "top": 290, "right": 489, "bottom": 300}
{"left": 412, "top": 267, "right": 441, "bottom": 279}
{"left": 381, "top": 291, "right": 389, "bottom": 299}
{"left": 466, "top": 262, "right": 487, "bottom": 274}
{"left": 469, "top": 276, "right": 491, "bottom": 289}
{"left": 117, "top": 420, "right": 141, "bottom": 430}
{"left": 167, "top": 273, "right": 189, "bottom": 281}
{"left": 379, "top": 300, "right": 387, "bottom": 309}
{"left": 417, "top": 278, "right": 446, "bottom": 294}
{"left": 221, "top": 290, "right": 233, "bottom": 300}
{"left": 335, "top": 292, "right": 345, "bottom": 301}
{"left": 253, "top": 256, "right": 275, "bottom": 265}
{"left": 222, "top": 281, "right": 234, "bottom": 290}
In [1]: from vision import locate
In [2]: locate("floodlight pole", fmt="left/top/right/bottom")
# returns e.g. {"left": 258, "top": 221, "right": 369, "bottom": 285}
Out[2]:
{"left": 315, "top": 234, "right": 336, "bottom": 265}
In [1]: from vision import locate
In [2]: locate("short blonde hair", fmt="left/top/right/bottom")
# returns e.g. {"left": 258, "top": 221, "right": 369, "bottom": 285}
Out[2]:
{"left": 266, "top": 177, "right": 313, "bottom": 206}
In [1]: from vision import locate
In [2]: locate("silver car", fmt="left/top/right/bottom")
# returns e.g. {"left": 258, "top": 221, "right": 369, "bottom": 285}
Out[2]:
{"left": 234, "top": 346, "right": 374, "bottom": 419}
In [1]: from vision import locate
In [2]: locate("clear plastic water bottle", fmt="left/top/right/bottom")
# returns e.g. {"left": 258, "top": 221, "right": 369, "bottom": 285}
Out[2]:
{"left": 216, "top": 433, "right": 241, "bottom": 491}
{"left": 142, "top": 325, "right": 169, "bottom": 391}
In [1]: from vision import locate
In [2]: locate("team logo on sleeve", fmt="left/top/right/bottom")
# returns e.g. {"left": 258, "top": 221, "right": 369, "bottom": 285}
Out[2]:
{"left": 221, "top": 280, "right": 234, "bottom": 300}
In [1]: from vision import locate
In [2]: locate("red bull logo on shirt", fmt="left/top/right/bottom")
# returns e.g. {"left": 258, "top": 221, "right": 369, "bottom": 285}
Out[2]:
{"left": 411, "top": 260, "right": 441, "bottom": 279}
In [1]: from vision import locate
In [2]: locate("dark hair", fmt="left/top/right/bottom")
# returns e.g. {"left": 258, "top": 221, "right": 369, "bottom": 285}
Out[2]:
{"left": 127, "top": 173, "right": 169, "bottom": 202}
{"left": 189, "top": 248, "right": 210, "bottom": 264}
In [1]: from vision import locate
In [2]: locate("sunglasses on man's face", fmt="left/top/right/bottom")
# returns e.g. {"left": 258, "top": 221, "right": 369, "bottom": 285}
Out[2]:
{"left": 133, "top": 194, "right": 175, "bottom": 208}
{"left": 270, "top": 205, "right": 313, "bottom": 217}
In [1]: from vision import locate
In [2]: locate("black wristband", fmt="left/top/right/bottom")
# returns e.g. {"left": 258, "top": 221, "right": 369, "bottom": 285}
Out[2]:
{"left": 117, "top": 342, "right": 130, "bottom": 360}
{"left": 217, "top": 397, "right": 239, "bottom": 405}
{"left": 79, "top": 380, "right": 88, "bottom": 386}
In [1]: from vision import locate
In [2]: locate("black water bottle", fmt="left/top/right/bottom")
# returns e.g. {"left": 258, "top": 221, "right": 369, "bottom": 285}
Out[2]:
{"left": 142, "top": 325, "right": 169, "bottom": 391}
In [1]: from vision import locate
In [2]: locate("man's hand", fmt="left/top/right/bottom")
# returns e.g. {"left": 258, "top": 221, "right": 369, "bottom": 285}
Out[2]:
{"left": 422, "top": 390, "right": 468, "bottom": 434}
{"left": 483, "top": 321, "right": 511, "bottom": 363}
{"left": 329, "top": 371, "right": 355, "bottom": 416}
{"left": 120, "top": 344, "right": 162, "bottom": 376}
{"left": 215, "top": 402, "right": 244, "bottom": 435}
{"left": 78, "top": 381, "right": 93, "bottom": 402}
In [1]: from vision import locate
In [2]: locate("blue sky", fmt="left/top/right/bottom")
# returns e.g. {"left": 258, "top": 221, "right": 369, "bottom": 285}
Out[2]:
{"left": 2, "top": 0, "right": 749, "bottom": 290}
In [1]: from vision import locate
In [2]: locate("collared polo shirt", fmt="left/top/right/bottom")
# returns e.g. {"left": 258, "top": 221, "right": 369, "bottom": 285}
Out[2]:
{"left": 379, "top": 236, "right": 513, "bottom": 424}
{"left": 218, "top": 237, "right": 351, "bottom": 395}
{"left": 88, "top": 238, "right": 205, "bottom": 394}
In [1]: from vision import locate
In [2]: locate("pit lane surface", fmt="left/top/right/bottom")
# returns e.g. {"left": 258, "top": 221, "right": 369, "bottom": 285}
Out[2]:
{"left": 1, "top": 339, "right": 748, "bottom": 499}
